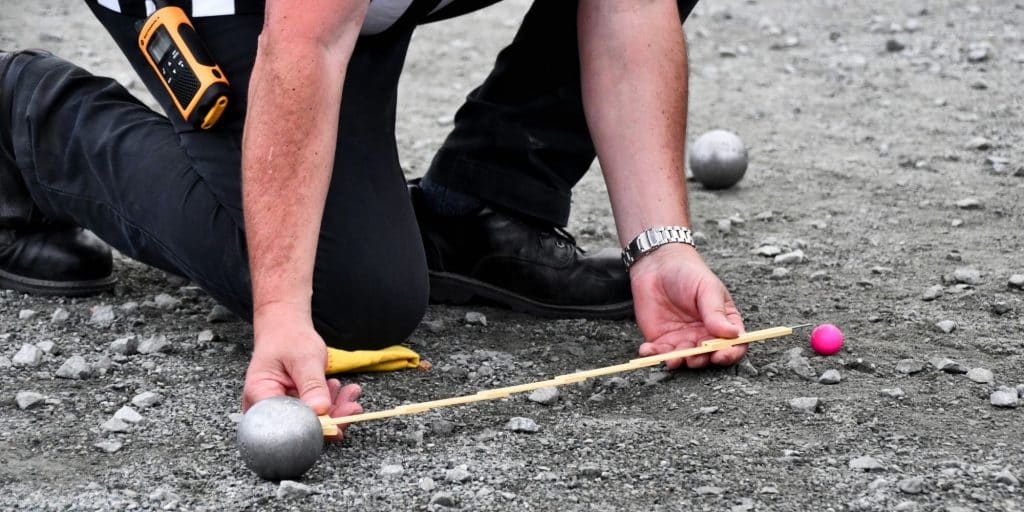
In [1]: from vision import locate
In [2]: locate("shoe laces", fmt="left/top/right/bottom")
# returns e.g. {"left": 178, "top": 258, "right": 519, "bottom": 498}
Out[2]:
{"left": 543, "top": 226, "right": 584, "bottom": 254}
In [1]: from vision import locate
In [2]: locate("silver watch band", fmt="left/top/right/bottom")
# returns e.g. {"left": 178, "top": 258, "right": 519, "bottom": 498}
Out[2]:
{"left": 621, "top": 226, "right": 695, "bottom": 268}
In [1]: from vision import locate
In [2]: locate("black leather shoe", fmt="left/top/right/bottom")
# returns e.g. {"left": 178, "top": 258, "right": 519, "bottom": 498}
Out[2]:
{"left": 411, "top": 182, "right": 633, "bottom": 319}
{"left": 0, "top": 50, "right": 116, "bottom": 297}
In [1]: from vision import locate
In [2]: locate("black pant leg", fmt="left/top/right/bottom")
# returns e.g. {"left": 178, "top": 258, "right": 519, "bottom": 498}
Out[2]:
{"left": 424, "top": 0, "right": 699, "bottom": 227}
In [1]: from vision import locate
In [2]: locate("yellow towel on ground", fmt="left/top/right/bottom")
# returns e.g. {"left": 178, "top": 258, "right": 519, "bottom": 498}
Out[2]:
{"left": 325, "top": 345, "right": 421, "bottom": 374}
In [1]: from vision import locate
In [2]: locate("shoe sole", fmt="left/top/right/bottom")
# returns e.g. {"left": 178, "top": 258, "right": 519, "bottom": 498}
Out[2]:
{"left": 0, "top": 267, "right": 116, "bottom": 297}
{"left": 429, "top": 271, "right": 634, "bottom": 320}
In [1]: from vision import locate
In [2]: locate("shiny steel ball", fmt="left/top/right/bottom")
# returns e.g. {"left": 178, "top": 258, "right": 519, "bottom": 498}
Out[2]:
{"left": 237, "top": 396, "right": 324, "bottom": 480}
{"left": 689, "top": 130, "right": 748, "bottom": 190}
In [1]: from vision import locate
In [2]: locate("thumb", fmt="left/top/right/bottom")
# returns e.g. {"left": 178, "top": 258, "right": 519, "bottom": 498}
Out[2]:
{"left": 289, "top": 358, "right": 332, "bottom": 415}
{"left": 697, "top": 285, "right": 741, "bottom": 339}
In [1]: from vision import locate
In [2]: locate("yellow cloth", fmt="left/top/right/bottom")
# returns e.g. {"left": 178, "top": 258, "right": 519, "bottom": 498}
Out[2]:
{"left": 325, "top": 345, "right": 421, "bottom": 374}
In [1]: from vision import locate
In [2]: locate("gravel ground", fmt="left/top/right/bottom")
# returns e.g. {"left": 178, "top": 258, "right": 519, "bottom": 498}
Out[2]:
{"left": 2, "top": 1, "right": 1023, "bottom": 510}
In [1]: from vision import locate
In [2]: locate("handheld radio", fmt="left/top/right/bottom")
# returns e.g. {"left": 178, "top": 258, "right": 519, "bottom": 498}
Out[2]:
{"left": 137, "top": 0, "right": 230, "bottom": 130}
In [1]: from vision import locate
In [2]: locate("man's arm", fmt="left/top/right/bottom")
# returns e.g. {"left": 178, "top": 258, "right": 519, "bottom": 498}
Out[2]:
{"left": 578, "top": 0, "right": 746, "bottom": 368}
{"left": 240, "top": 0, "right": 368, "bottom": 416}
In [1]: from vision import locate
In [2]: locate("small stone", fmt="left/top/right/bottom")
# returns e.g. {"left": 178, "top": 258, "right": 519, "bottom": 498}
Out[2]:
{"left": 921, "top": 285, "right": 943, "bottom": 301}
{"left": 809, "top": 270, "right": 828, "bottom": 282}
{"left": 644, "top": 371, "right": 672, "bottom": 385}
{"left": 101, "top": 417, "right": 131, "bottom": 433}
{"left": 464, "top": 311, "right": 487, "bottom": 326}
{"left": 695, "top": 486, "right": 724, "bottom": 496}
{"left": 430, "top": 492, "right": 457, "bottom": 507}
{"left": 966, "top": 368, "right": 994, "bottom": 384}
{"left": 418, "top": 477, "right": 436, "bottom": 491}
{"left": 114, "top": 406, "right": 143, "bottom": 424}
{"left": 787, "top": 353, "right": 817, "bottom": 381}
{"left": 1008, "top": 274, "right": 1024, "bottom": 290}
{"left": 737, "top": 358, "right": 758, "bottom": 377}
{"left": 379, "top": 464, "right": 404, "bottom": 477}
{"left": 774, "top": 249, "right": 805, "bottom": 265}
{"left": 207, "top": 305, "right": 235, "bottom": 323}
{"left": 110, "top": 336, "right": 139, "bottom": 355}
{"left": 770, "top": 267, "right": 790, "bottom": 280}
{"left": 578, "top": 463, "right": 603, "bottom": 478}
{"left": 35, "top": 341, "right": 57, "bottom": 355}
{"left": 131, "top": 391, "right": 163, "bottom": 409}
{"left": 990, "top": 390, "right": 1018, "bottom": 408}
{"left": 993, "top": 469, "right": 1019, "bottom": 486}
{"left": 55, "top": 356, "right": 92, "bottom": 379}
{"left": 12, "top": 344, "right": 43, "bottom": 367}
{"left": 153, "top": 294, "right": 180, "bottom": 309}
{"left": 849, "top": 456, "right": 886, "bottom": 472}
{"left": 934, "top": 320, "right": 957, "bottom": 334}
{"left": 18, "top": 309, "right": 37, "bottom": 320}
{"left": 197, "top": 330, "right": 216, "bottom": 343}
{"left": 931, "top": 358, "right": 967, "bottom": 374}
{"left": 92, "top": 355, "right": 112, "bottom": 375}
{"left": 528, "top": 386, "right": 560, "bottom": 405}
{"left": 880, "top": 387, "right": 906, "bottom": 399}
{"left": 966, "top": 45, "right": 990, "bottom": 63}
{"left": 717, "top": 219, "right": 732, "bottom": 234}
{"left": 504, "top": 417, "right": 540, "bottom": 433}
{"left": 0, "top": 356, "right": 9, "bottom": 368}
{"left": 755, "top": 245, "right": 782, "bottom": 257}
{"left": 950, "top": 219, "right": 964, "bottom": 228}
{"left": 422, "top": 319, "right": 444, "bottom": 333}
{"left": 954, "top": 198, "right": 982, "bottom": 210}
{"left": 276, "top": 480, "right": 314, "bottom": 499}
{"left": 885, "top": 39, "right": 906, "bottom": 52}
{"left": 90, "top": 305, "right": 116, "bottom": 327}
{"left": 789, "top": 396, "right": 819, "bottom": 413}
{"left": 898, "top": 477, "right": 925, "bottom": 494}
{"left": 964, "top": 137, "right": 993, "bottom": 150}
{"left": 429, "top": 419, "right": 455, "bottom": 435}
{"left": 698, "top": 406, "right": 720, "bottom": 415}
{"left": 952, "top": 267, "right": 981, "bottom": 285}
{"left": 47, "top": 307, "right": 70, "bottom": 324}
{"left": 228, "top": 412, "right": 243, "bottom": 424}
{"left": 607, "top": 376, "right": 630, "bottom": 389}
{"left": 16, "top": 391, "right": 46, "bottom": 410}
{"left": 445, "top": 465, "right": 472, "bottom": 483}
{"left": 818, "top": 369, "right": 841, "bottom": 385}
{"left": 894, "top": 501, "right": 918, "bottom": 512}
{"left": 93, "top": 440, "right": 123, "bottom": 454}
{"left": 137, "top": 335, "right": 169, "bottom": 355}
{"left": 896, "top": 359, "right": 925, "bottom": 374}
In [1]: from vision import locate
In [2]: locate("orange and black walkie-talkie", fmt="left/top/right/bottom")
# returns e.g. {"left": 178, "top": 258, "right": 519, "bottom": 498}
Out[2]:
{"left": 137, "top": 0, "right": 230, "bottom": 130}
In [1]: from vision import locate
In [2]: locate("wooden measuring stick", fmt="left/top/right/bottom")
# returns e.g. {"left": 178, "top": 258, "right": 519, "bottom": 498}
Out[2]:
{"left": 320, "top": 325, "right": 800, "bottom": 433}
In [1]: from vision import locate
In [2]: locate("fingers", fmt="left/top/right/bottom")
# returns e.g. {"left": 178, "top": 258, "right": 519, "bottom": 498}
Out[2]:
{"left": 325, "top": 383, "right": 364, "bottom": 443}
{"left": 697, "top": 285, "right": 742, "bottom": 339}
{"left": 289, "top": 357, "right": 333, "bottom": 415}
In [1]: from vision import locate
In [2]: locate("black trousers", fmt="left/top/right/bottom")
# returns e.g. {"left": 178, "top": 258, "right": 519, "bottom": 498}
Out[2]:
{"left": 3, "top": 0, "right": 697, "bottom": 349}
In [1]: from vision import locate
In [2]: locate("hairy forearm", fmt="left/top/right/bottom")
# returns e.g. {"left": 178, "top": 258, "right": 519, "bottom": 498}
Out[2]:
{"left": 578, "top": 0, "right": 691, "bottom": 245}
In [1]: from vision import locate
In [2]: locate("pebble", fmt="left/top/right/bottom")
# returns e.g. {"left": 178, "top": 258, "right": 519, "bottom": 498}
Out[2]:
{"left": 90, "top": 305, "right": 116, "bottom": 327}
{"left": 418, "top": 477, "right": 436, "bottom": 491}
{"left": 964, "top": 137, "right": 993, "bottom": 150}
{"left": 898, "top": 477, "right": 925, "bottom": 494}
{"left": 0, "top": 355, "right": 10, "bottom": 368}
{"left": 379, "top": 464, "right": 404, "bottom": 477}
{"left": 993, "top": 469, "right": 1019, "bottom": 486}
{"left": 894, "top": 501, "right": 918, "bottom": 512}
{"left": 896, "top": 359, "right": 926, "bottom": 374}
{"left": 464, "top": 311, "right": 487, "bottom": 326}
{"left": 934, "top": 320, "right": 957, "bottom": 334}
{"left": 990, "top": 390, "right": 1018, "bottom": 408}
{"left": 55, "top": 356, "right": 92, "bottom": 380}
{"left": 849, "top": 456, "right": 886, "bottom": 472}
{"left": 921, "top": 285, "right": 943, "bottom": 301}
{"left": 12, "top": 344, "right": 43, "bottom": 367}
{"left": 880, "top": 387, "right": 906, "bottom": 399}
{"left": 966, "top": 368, "right": 994, "bottom": 385}
{"left": 430, "top": 419, "right": 455, "bottom": 435}
{"left": 954, "top": 198, "right": 982, "bottom": 210}
{"left": 644, "top": 371, "right": 672, "bottom": 385}
{"left": 698, "top": 406, "right": 720, "bottom": 415}
{"left": 430, "top": 492, "right": 457, "bottom": 507}
{"left": 110, "top": 336, "right": 139, "bottom": 355}
{"left": 93, "top": 440, "right": 123, "bottom": 454}
{"left": 770, "top": 267, "right": 790, "bottom": 280}
{"left": 15, "top": 391, "right": 45, "bottom": 410}
{"left": 207, "top": 305, "right": 235, "bottom": 323}
{"left": 277, "top": 480, "right": 314, "bottom": 499}
{"left": 528, "top": 386, "right": 560, "bottom": 405}
{"left": 755, "top": 245, "right": 782, "bottom": 257}
{"left": 445, "top": 465, "right": 472, "bottom": 483}
{"left": 695, "top": 486, "right": 724, "bottom": 496}
{"left": 952, "top": 267, "right": 981, "bottom": 285}
{"left": 578, "top": 463, "right": 603, "bottom": 478}
{"left": 197, "top": 330, "right": 216, "bottom": 343}
{"left": 990, "top": 302, "right": 1011, "bottom": 315}
{"left": 737, "top": 358, "right": 758, "bottom": 377}
{"left": 717, "top": 219, "right": 732, "bottom": 234}
{"left": 786, "top": 352, "right": 817, "bottom": 381}
{"left": 131, "top": 391, "right": 163, "bottom": 409}
{"left": 818, "top": 369, "right": 842, "bottom": 385}
{"left": 931, "top": 358, "right": 967, "bottom": 374}
{"left": 114, "top": 406, "right": 144, "bottom": 424}
{"left": 1018, "top": 384, "right": 1024, "bottom": 399}
{"left": 774, "top": 249, "right": 805, "bottom": 264}
{"left": 504, "top": 417, "right": 540, "bottom": 433}
{"left": 137, "top": 335, "right": 169, "bottom": 355}
{"left": 153, "top": 293, "right": 180, "bottom": 309}
{"left": 1009, "top": 274, "right": 1024, "bottom": 290}
{"left": 808, "top": 270, "right": 828, "bottom": 282}
{"left": 101, "top": 417, "right": 131, "bottom": 433}
{"left": 48, "top": 307, "right": 70, "bottom": 323}
{"left": 35, "top": 341, "right": 57, "bottom": 355}
{"left": 789, "top": 396, "right": 819, "bottom": 414}
{"left": 18, "top": 309, "right": 37, "bottom": 320}
{"left": 966, "top": 44, "right": 991, "bottom": 63}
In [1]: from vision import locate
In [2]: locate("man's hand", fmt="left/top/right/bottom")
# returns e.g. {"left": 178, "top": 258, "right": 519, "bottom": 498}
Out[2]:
{"left": 630, "top": 244, "right": 746, "bottom": 370}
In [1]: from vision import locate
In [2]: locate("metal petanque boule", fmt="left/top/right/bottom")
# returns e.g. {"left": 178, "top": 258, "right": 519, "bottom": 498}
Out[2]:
{"left": 688, "top": 129, "right": 749, "bottom": 190}
{"left": 237, "top": 396, "right": 324, "bottom": 481}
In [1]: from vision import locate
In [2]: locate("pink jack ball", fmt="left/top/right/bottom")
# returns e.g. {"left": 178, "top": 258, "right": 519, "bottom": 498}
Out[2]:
{"left": 810, "top": 324, "right": 844, "bottom": 356}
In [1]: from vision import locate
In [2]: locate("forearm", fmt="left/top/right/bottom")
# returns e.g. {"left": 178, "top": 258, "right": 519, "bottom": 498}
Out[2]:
{"left": 578, "top": 0, "right": 690, "bottom": 245}
{"left": 242, "top": 5, "right": 365, "bottom": 315}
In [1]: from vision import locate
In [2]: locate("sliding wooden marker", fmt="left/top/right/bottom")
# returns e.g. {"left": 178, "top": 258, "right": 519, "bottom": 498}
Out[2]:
{"left": 319, "top": 325, "right": 806, "bottom": 435}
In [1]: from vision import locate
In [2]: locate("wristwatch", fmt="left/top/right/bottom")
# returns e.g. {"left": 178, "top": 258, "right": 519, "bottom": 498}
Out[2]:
{"left": 621, "top": 226, "right": 695, "bottom": 269}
